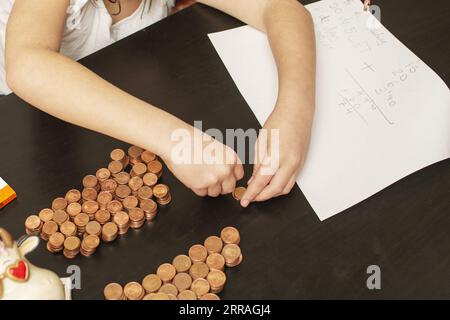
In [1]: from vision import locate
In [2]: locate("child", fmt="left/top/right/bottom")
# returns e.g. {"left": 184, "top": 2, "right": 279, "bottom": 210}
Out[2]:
{"left": 0, "top": 0, "right": 315, "bottom": 207}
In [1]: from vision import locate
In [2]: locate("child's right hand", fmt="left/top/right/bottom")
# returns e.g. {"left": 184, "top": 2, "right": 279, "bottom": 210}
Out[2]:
{"left": 162, "top": 126, "right": 244, "bottom": 197}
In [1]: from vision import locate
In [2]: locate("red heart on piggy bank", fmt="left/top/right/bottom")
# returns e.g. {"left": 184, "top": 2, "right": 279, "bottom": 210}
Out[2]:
{"left": 7, "top": 260, "right": 29, "bottom": 281}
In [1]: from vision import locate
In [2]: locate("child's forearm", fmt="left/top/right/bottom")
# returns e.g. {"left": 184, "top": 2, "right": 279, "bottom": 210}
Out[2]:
{"left": 263, "top": 0, "right": 316, "bottom": 127}
{"left": 6, "top": 49, "right": 188, "bottom": 159}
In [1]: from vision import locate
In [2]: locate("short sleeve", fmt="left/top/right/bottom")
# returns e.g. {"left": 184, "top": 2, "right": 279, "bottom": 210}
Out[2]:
{"left": 66, "top": 0, "right": 89, "bottom": 30}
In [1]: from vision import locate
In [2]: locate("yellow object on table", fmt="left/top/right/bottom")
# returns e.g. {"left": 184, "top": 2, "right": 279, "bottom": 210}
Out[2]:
{"left": 0, "top": 177, "right": 16, "bottom": 209}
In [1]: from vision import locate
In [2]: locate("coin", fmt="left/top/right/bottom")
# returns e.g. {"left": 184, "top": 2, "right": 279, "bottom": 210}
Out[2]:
{"left": 101, "top": 179, "right": 117, "bottom": 193}
{"left": 60, "top": 221, "right": 77, "bottom": 237}
{"left": 137, "top": 186, "right": 153, "bottom": 201}
{"left": 128, "top": 146, "right": 143, "bottom": 159}
{"left": 159, "top": 283, "right": 178, "bottom": 296}
{"left": 95, "top": 209, "right": 111, "bottom": 225}
{"left": 66, "top": 202, "right": 82, "bottom": 218}
{"left": 142, "top": 274, "right": 162, "bottom": 293}
{"left": 188, "top": 244, "right": 208, "bottom": 263}
{"left": 97, "top": 191, "right": 113, "bottom": 208}
{"left": 110, "top": 149, "right": 126, "bottom": 162}
{"left": 83, "top": 234, "right": 100, "bottom": 249}
{"left": 123, "top": 195, "right": 138, "bottom": 210}
{"left": 206, "top": 253, "right": 225, "bottom": 271}
{"left": 41, "top": 221, "right": 58, "bottom": 240}
{"left": 96, "top": 168, "right": 111, "bottom": 182}
{"left": 124, "top": 282, "right": 145, "bottom": 300}
{"left": 220, "top": 226, "right": 240, "bottom": 245}
{"left": 143, "top": 172, "right": 158, "bottom": 187}
{"left": 64, "top": 236, "right": 81, "bottom": 251}
{"left": 191, "top": 278, "right": 210, "bottom": 298}
{"left": 53, "top": 209, "right": 69, "bottom": 226}
{"left": 221, "top": 244, "right": 241, "bottom": 264}
{"left": 83, "top": 175, "right": 98, "bottom": 189}
{"left": 25, "top": 215, "right": 42, "bottom": 231}
{"left": 82, "top": 187, "right": 98, "bottom": 201}
{"left": 114, "top": 172, "right": 131, "bottom": 185}
{"left": 200, "top": 293, "right": 220, "bottom": 300}
{"left": 128, "top": 176, "right": 143, "bottom": 192}
{"left": 108, "top": 160, "right": 123, "bottom": 175}
{"left": 140, "top": 150, "right": 156, "bottom": 163}
{"left": 48, "top": 232, "right": 65, "bottom": 251}
{"left": 204, "top": 236, "right": 223, "bottom": 254}
{"left": 232, "top": 187, "right": 246, "bottom": 201}
{"left": 172, "top": 254, "right": 192, "bottom": 273}
{"left": 52, "top": 197, "right": 68, "bottom": 211}
{"left": 206, "top": 269, "right": 226, "bottom": 293}
{"left": 153, "top": 184, "right": 168, "bottom": 199}
{"left": 39, "top": 208, "right": 54, "bottom": 222}
{"left": 173, "top": 272, "right": 192, "bottom": 291}
{"left": 156, "top": 263, "right": 176, "bottom": 283}
{"left": 132, "top": 162, "right": 147, "bottom": 177}
{"left": 189, "top": 262, "right": 209, "bottom": 280}
{"left": 82, "top": 200, "right": 99, "bottom": 216}
{"left": 107, "top": 200, "right": 123, "bottom": 214}
{"left": 65, "top": 189, "right": 81, "bottom": 203}
{"left": 104, "top": 283, "right": 124, "bottom": 300}
{"left": 101, "top": 222, "right": 118, "bottom": 242}
{"left": 85, "top": 221, "right": 102, "bottom": 236}
{"left": 147, "top": 292, "right": 170, "bottom": 300}
{"left": 177, "top": 290, "right": 197, "bottom": 300}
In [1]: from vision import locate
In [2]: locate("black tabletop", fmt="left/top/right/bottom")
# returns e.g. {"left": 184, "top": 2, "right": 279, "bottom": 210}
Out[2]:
{"left": 0, "top": 1, "right": 449, "bottom": 299}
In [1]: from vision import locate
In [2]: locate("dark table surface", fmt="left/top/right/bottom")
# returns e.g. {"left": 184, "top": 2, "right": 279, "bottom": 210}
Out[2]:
{"left": 0, "top": 0, "right": 449, "bottom": 299}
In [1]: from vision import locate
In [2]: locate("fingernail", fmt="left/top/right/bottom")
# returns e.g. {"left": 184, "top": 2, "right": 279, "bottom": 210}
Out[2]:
{"left": 241, "top": 199, "right": 249, "bottom": 207}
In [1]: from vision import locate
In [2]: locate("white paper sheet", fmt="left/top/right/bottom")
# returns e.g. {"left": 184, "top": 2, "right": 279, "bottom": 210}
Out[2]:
{"left": 208, "top": 0, "right": 450, "bottom": 220}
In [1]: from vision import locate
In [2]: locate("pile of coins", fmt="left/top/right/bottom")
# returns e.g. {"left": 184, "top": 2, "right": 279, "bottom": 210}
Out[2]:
{"left": 24, "top": 145, "right": 172, "bottom": 259}
{"left": 104, "top": 226, "right": 243, "bottom": 300}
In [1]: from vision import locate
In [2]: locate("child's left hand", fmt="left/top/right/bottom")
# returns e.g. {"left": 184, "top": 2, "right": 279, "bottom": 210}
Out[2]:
{"left": 240, "top": 106, "right": 313, "bottom": 207}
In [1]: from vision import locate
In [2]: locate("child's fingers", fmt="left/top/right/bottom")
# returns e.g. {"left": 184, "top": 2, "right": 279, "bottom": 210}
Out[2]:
{"left": 280, "top": 175, "right": 297, "bottom": 196}
{"left": 193, "top": 188, "right": 208, "bottom": 197}
{"left": 240, "top": 164, "right": 273, "bottom": 207}
{"left": 207, "top": 184, "right": 222, "bottom": 197}
{"left": 254, "top": 168, "right": 292, "bottom": 202}
{"left": 234, "top": 160, "right": 245, "bottom": 181}
{"left": 221, "top": 175, "right": 236, "bottom": 195}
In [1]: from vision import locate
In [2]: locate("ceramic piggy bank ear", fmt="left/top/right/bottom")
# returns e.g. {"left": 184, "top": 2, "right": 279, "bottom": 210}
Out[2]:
{"left": 0, "top": 228, "right": 13, "bottom": 248}
{"left": 18, "top": 236, "right": 40, "bottom": 256}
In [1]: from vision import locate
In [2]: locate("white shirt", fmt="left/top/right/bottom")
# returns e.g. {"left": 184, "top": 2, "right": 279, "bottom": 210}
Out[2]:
{"left": 0, "top": 0, "right": 174, "bottom": 95}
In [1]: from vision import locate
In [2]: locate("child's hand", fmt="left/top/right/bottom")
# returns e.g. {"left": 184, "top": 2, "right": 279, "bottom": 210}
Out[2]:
{"left": 240, "top": 107, "right": 312, "bottom": 207}
{"left": 163, "top": 126, "right": 244, "bottom": 197}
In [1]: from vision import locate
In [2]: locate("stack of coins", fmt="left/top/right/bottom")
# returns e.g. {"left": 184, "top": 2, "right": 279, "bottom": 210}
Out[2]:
{"left": 80, "top": 235, "right": 100, "bottom": 257}
{"left": 25, "top": 145, "right": 172, "bottom": 259}
{"left": 113, "top": 211, "right": 130, "bottom": 234}
{"left": 103, "top": 227, "right": 243, "bottom": 300}
{"left": 128, "top": 208, "right": 145, "bottom": 229}
{"left": 104, "top": 283, "right": 126, "bottom": 300}
{"left": 101, "top": 222, "right": 118, "bottom": 242}
{"left": 63, "top": 236, "right": 81, "bottom": 259}
{"left": 47, "top": 232, "right": 65, "bottom": 253}
{"left": 153, "top": 184, "right": 171, "bottom": 205}
{"left": 25, "top": 215, "right": 43, "bottom": 235}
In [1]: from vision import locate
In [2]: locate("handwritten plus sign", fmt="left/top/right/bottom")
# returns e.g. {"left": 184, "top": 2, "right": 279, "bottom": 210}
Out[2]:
{"left": 362, "top": 61, "right": 375, "bottom": 72}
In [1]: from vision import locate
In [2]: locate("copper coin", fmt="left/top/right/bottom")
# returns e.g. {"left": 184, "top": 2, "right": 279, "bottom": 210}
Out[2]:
{"left": 189, "top": 244, "right": 208, "bottom": 263}
{"left": 108, "top": 160, "right": 123, "bottom": 175}
{"left": 200, "top": 293, "right": 220, "bottom": 300}
{"left": 95, "top": 209, "right": 111, "bottom": 224}
{"left": 113, "top": 211, "right": 129, "bottom": 226}
{"left": 82, "top": 187, "right": 98, "bottom": 201}
{"left": 206, "top": 269, "right": 227, "bottom": 289}
{"left": 66, "top": 202, "right": 82, "bottom": 218}
{"left": 82, "top": 200, "right": 99, "bottom": 215}
{"left": 42, "top": 221, "right": 58, "bottom": 236}
{"left": 147, "top": 292, "right": 170, "bottom": 300}
{"left": 142, "top": 274, "right": 162, "bottom": 293}
{"left": 85, "top": 221, "right": 102, "bottom": 236}
{"left": 97, "top": 191, "right": 113, "bottom": 206}
{"left": 220, "top": 226, "right": 240, "bottom": 245}
{"left": 153, "top": 184, "right": 168, "bottom": 199}
{"left": 137, "top": 186, "right": 153, "bottom": 200}
{"left": 115, "top": 185, "right": 131, "bottom": 199}
{"left": 140, "top": 150, "right": 156, "bottom": 163}
{"left": 128, "top": 176, "right": 143, "bottom": 192}
{"left": 39, "top": 208, "right": 54, "bottom": 222}
{"left": 102, "top": 222, "right": 118, "bottom": 238}
{"left": 64, "top": 236, "right": 81, "bottom": 251}
{"left": 172, "top": 254, "right": 192, "bottom": 273}
{"left": 177, "top": 290, "right": 197, "bottom": 300}
{"left": 173, "top": 272, "right": 192, "bottom": 291}
{"left": 96, "top": 168, "right": 111, "bottom": 182}
{"left": 221, "top": 244, "right": 241, "bottom": 263}
{"left": 156, "top": 263, "right": 176, "bottom": 283}
{"left": 128, "top": 208, "right": 145, "bottom": 222}
{"left": 110, "top": 148, "right": 126, "bottom": 161}
{"left": 101, "top": 179, "right": 117, "bottom": 193}
{"left": 159, "top": 283, "right": 178, "bottom": 296}
{"left": 189, "top": 262, "right": 210, "bottom": 280}
{"left": 123, "top": 195, "right": 139, "bottom": 210}
{"left": 52, "top": 197, "right": 68, "bottom": 211}
{"left": 60, "top": 221, "right": 77, "bottom": 236}
{"left": 114, "top": 172, "right": 130, "bottom": 185}
{"left": 128, "top": 145, "right": 143, "bottom": 159}
{"left": 82, "top": 175, "right": 98, "bottom": 189}
{"left": 140, "top": 198, "right": 157, "bottom": 213}
{"left": 74, "top": 213, "right": 90, "bottom": 227}
{"left": 191, "top": 278, "right": 210, "bottom": 298}
{"left": 143, "top": 173, "right": 158, "bottom": 187}
{"left": 48, "top": 232, "right": 65, "bottom": 248}
{"left": 107, "top": 200, "right": 123, "bottom": 214}
{"left": 206, "top": 253, "right": 225, "bottom": 271}
{"left": 65, "top": 189, "right": 81, "bottom": 203}
{"left": 147, "top": 160, "right": 163, "bottom": 175}
{"left": 83, "top": 234, "right": 100, "bottom": 249}
{"left": 53, "top": 209, "right": 69, "bottom": 225}
{"left": 104, "top": 283, "right": 124, "bottom": 300}
{"left": 232, "top": 187, "right": 246, "bottom": 201}
{"left": 124, "top": 282, "right": 144, "bottom": 300}
{"left": 204, "top": 236, "right": 223, "bottom": 254}
{"left": 25, "top": 215, "right": 41, "bottom": 230}
{"left": 132, "top": 162, "right": 147, "bottom": 177}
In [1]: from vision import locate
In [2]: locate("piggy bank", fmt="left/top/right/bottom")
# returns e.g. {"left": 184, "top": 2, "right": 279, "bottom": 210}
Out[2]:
{"left": 0, "top": 228, "right": 65, "bottom": 300}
